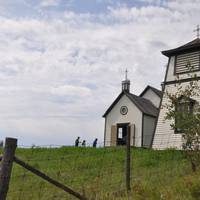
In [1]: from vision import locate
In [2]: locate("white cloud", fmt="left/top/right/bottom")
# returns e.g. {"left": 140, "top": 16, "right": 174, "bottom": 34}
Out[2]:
{"left": 51, "top": 85, "right": 91, "bottom": 97}
{"left": 40, "top": 0, "right": 61, "bottom": 7}
{"left": 0, "top": 0, "right": 199, "bottom": 145}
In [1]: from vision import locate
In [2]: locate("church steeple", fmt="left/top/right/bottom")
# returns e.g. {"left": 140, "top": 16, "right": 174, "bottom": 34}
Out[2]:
{"left": 122, "top": 69, "right": 130, "bottom": 93}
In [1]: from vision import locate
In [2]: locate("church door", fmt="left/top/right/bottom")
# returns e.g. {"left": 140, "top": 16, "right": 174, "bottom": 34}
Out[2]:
{"left": 117, "top": 123, "right": 129, "bottom": 145}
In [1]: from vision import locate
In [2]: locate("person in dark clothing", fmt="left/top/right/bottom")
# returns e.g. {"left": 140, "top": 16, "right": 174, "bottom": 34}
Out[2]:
{"left": 93, "top": 138, "right": 98, "bottom": 148}
{"left": 75, "top": 137, "right": 80, "bottom": 147}
{"left": 82, "top": 140, "right": 86, "bottom": 147}
{"left": 0, "top": 140, "right": 3, "bottom": 148}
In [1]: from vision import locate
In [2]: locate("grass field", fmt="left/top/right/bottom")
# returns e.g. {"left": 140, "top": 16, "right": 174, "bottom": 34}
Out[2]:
{"left": 1, "top": 147, "right": 200, "bottom": 200}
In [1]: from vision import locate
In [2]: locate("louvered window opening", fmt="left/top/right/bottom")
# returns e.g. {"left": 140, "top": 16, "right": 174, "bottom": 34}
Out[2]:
{"left": 175, "top": 51, "right": 200, "bottom": 74}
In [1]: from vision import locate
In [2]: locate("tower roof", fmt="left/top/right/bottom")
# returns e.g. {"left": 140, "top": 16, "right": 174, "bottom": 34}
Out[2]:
{"left": 162, "top": 38, "right": 200, "bottom": 57}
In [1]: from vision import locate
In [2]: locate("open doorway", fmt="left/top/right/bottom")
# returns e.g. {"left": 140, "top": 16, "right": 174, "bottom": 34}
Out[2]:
{"left": 117, "top": 123, "right": 129, "bottom": 145}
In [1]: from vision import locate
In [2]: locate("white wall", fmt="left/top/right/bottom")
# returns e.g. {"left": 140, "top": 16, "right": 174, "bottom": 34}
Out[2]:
{"left": 105, "top": 94, "right": 142, "bottom": 147}
{"left": 153, "top": 56, "right": 200, "bottom": 149}
{"left": 141, "top": 89, "right": 160, "bottom": 108}
{"left": 153, "top": 84, "right": 183, "bottom": 149}
{"left": 143, "top": 115, "right": 156, "bottom": 148}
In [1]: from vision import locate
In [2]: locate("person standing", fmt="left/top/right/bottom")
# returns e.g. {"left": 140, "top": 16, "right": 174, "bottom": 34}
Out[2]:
{"left": 93, "top": 138, "right": 98, "bottom": 148}
{"left": 0, "top": 140, "right": 3, "bottom": 148}
{"left": 75, "top": 137, "right": 80, "bottom": 147}
{"left": 82, "top": 140, "right": 86, "bottom": 147}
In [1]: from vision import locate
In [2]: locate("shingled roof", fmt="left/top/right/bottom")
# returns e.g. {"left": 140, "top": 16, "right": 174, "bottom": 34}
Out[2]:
{"left": 126, "top": 93, "right": 158, "bottom": 117}
{"left": 162, "top": 38, "right": 200, "bottom": 57}
{"left": 102, "top": 91, "right": 158, "bottom": 118}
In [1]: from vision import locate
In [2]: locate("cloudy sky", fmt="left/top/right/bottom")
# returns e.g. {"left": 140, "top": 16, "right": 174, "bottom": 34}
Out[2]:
{"left": 0, "top": 0, "right": 199, "bottom": 146}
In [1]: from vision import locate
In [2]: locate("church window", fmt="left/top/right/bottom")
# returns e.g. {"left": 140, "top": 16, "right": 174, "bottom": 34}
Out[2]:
{"left": 120, "top": 106, "right": 128, "bottom": 115}
{"left": 175, "top": 51, "right": 200, "bottom": 74}
{"left": 175, "top": 98, "right": 195, "bottom": 133}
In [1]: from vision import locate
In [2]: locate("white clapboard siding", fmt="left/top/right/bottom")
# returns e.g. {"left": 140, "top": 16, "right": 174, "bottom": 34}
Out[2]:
{"left": 153, "top": 82, "right": 200, "bottom": 149}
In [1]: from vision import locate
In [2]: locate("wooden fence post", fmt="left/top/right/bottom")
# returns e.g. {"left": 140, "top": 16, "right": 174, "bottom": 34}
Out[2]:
{"left": 0, "top": 137, "right": 17, "bottom": 200}
{"left": 126, "top": 126, "right": 131, "bottom": 191}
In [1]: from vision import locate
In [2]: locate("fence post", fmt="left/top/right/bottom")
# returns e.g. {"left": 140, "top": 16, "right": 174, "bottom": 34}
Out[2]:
{"left": 0, "top": 137, "right": 17, "bottom": 200}
{"left": 126, "top": 126, "right": 131, "bottom": 191}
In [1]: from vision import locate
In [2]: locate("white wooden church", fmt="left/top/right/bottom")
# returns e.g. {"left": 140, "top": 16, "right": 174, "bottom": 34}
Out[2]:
{"left": 103, "top": 31, "right": 200, "bottom": 149}
{"left": 103, "top": 74, "right": 162, "bottom": 148}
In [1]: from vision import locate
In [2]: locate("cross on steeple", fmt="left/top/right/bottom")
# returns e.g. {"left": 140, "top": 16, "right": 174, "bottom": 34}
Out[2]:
{"left": 125, "top": 69, "right": 128, "bottom": 80}
{"left": 194, "top": 25, "right": 200, "bottom": 39}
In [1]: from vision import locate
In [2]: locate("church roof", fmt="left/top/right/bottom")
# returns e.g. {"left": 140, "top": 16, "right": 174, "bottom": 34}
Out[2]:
{"left": 140, "top": 85, "right": 162, "bottom": 98}
{"left": 162, "top": 38, "right": 200, "bottom": 57}
{"left": 126, "top": 93, "right": 159, "bottom": 117}
{"left": 102, "top": 91, "right": 158, "bottom": 118}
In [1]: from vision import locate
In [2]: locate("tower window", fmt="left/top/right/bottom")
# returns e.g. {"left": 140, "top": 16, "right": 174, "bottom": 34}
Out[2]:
{"left": 175, "top": 51, "right": 200, "bottom": 74}
{"left": 175, "top": 97, "right": 195, "bottom": 133}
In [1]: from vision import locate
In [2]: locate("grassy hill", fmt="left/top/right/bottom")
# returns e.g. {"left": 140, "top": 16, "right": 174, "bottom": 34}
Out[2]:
{"left": 1, "top": 147, "right": 200, "bottom": 200}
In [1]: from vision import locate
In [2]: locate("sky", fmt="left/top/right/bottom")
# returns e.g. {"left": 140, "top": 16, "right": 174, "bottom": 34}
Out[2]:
{"left": 0, "top": 0, "right": 199, "bottom": 146}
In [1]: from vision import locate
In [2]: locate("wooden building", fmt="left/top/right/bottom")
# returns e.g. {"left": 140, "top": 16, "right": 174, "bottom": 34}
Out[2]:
{"left": 103, "top": 74, "right": 162, "bottom": 148}
{"left": 153, "top": 37, "right": 200, "bottom": 149}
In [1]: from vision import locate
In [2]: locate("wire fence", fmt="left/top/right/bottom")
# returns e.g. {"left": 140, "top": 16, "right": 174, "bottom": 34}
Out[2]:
{"left": 0, "top": 135, "right": 200, "bottom": 200}
{"left": 0, "top": 138, "right": 130, "bottom": 200}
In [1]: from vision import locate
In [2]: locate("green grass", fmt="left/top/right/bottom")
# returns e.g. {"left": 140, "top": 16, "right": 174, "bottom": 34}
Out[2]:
{"left": 1, "top": 147, "right": 200, "bottom": 200}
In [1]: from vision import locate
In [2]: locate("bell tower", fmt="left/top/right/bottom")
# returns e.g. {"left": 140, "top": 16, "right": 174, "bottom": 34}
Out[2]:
{"left": 122, "top": 69, "right": 130, "bottom": 93}
{"left": 152, "top": 25, "right": 200, "bottom": 149}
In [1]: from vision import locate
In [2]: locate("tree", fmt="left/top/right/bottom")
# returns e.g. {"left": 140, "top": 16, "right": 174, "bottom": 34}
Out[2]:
{"left": 164, "top": 63, "right": 200, "bottom": 172}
